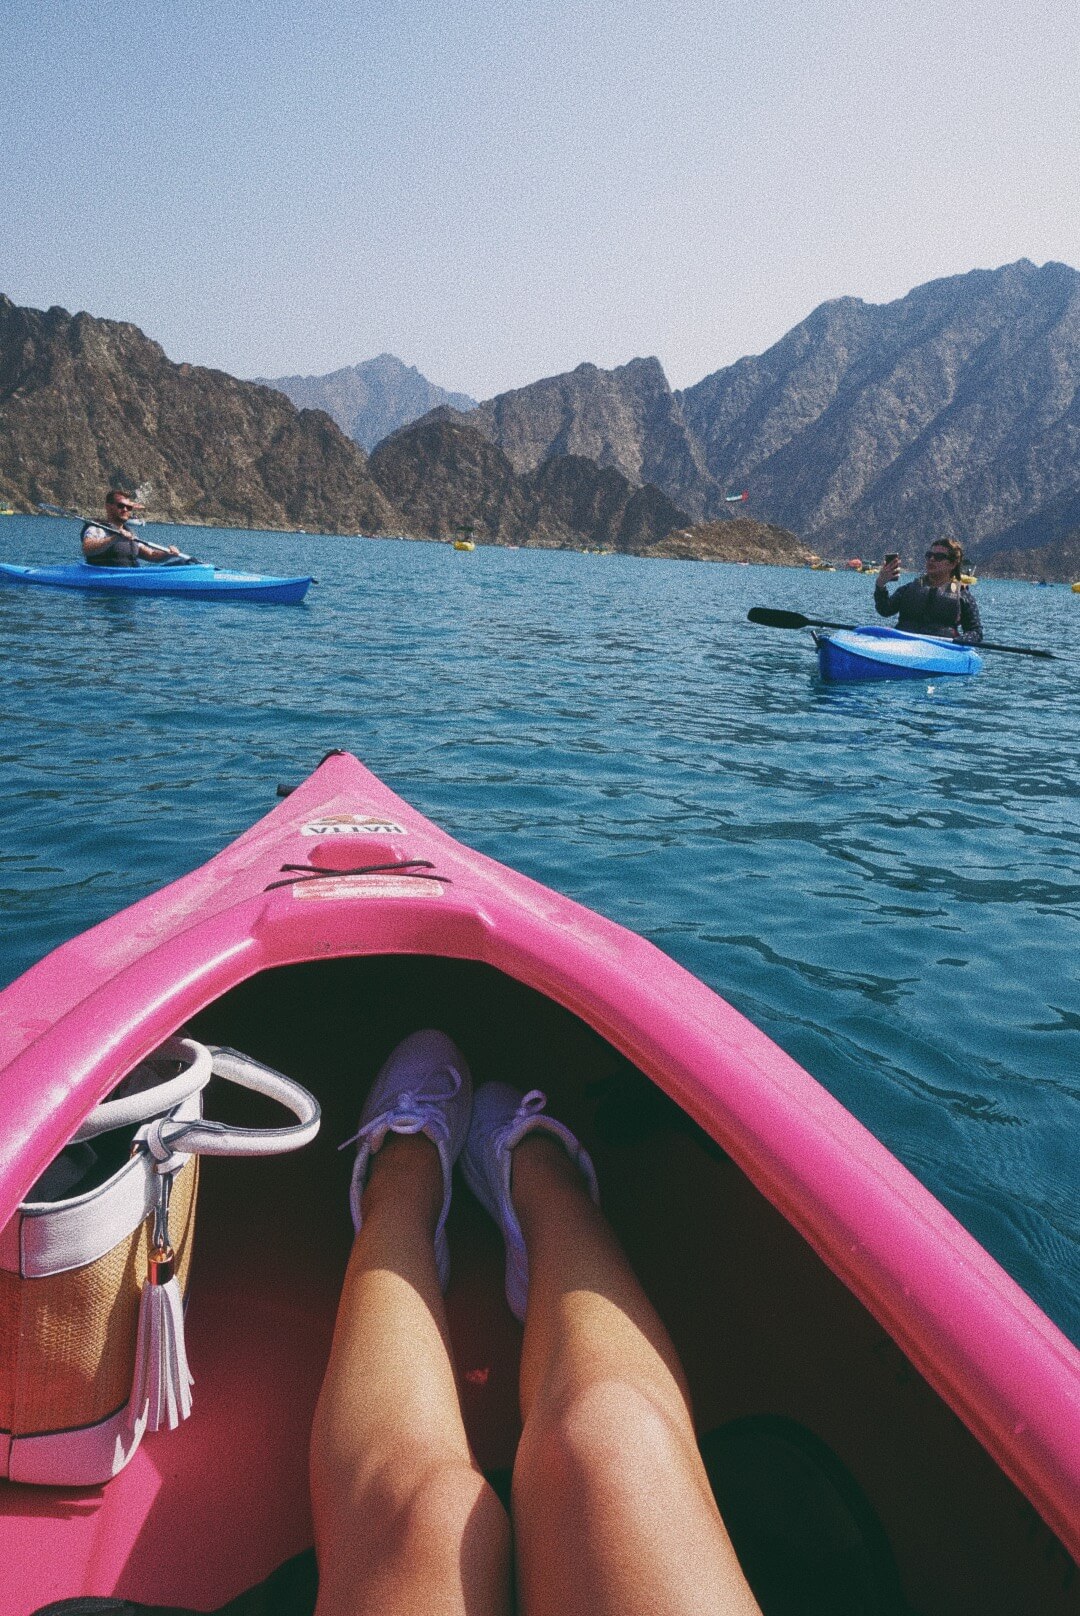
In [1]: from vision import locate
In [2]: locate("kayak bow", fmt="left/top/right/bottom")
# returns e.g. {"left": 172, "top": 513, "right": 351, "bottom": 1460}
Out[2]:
{"left": 0, "top": 752, "right": 1076, "bottom": 1613}
{"left": 0, "top": 561, "right": 313, "bottom": 604}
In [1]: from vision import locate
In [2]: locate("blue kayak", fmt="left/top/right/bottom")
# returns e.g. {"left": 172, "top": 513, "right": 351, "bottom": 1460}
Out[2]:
{"left": 0, "top": 561, "right": 312, "bottom": 604}
{"left": 813, "top": 624, "right": 983, "bottom": 681}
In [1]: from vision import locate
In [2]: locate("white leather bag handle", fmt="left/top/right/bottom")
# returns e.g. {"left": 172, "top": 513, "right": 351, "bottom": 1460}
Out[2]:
{"left": 73, "top": 1039, "right": 320, "bottom": 1160}
{"left": 143, "top": 1044, "right": 321, "bottom": 1160}
{"left": 73, "top": 1037, "right": 213, "bottom": 1143}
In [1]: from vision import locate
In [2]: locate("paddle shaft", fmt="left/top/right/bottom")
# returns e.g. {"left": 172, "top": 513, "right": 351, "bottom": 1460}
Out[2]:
{"left": 37, "top": 503, "right": 197, "bottom": 563}
{"left": 746, "top": 608, "right": 1056, "bottom": 660}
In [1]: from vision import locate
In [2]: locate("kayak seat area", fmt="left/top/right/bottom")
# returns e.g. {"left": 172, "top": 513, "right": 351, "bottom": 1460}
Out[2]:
{"left": 29, "top": 1419, "right": 909, "bottom": 1616}
{"left": 5, "top": 955, "right": 1077, "bottom": 1616}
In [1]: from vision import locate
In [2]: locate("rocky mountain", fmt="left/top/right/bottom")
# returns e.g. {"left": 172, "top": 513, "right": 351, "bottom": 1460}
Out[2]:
{"left": 255, "top": 354, "right": 476, "bottom": 451}
{"left": 370, "top": 415, "right": 809, "bottom": 562}
{"left": 980, "top": 529, "right": 1080, "bottom": 581}
{"left": 426, "top": 261, "right": 1080, "bottom": 578}
{"left": 4, "top": 295, "right": 799, "bottom": 560}
{"left": 436, "top": 357, "right": 722, "bottom": 520}
{"left": 368, "top": 416, "right": 693, "bottom": 553}
{"left": 680, "top": 260, "right": 1080, "bottom": 574}
{"left": 0, "top": 296, "right": 400, "bottom": 534}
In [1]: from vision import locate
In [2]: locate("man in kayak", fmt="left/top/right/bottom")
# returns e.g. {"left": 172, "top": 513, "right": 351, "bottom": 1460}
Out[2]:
{"left": 81, "top": 490, "right": 181, "bottom": 566}
{"left": 874, "top": 538, "right": 982, "bottom": 642}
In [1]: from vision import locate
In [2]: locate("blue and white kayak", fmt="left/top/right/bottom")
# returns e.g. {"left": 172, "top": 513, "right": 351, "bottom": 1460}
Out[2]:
{"left": 0, "top": 561, "right": 313, "bottom": 604}
{"left": 813, "top": 624, "right": 983, "bottom": 682}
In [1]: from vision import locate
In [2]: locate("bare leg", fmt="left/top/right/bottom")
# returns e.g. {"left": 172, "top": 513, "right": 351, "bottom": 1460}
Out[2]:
{"left": 511, "top": 1135, "right": 762, "bottom": 1616}
{"left": 310, "top": 1133, "right": 511, "bottom": 1616}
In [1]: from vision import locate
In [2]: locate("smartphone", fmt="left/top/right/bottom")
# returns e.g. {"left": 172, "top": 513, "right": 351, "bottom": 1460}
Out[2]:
{"left": 884, "top": 552, "right": 899, "bottom": 564}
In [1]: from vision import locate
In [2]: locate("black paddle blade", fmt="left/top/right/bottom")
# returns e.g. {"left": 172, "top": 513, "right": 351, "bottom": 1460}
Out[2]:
{"left": 747, "top": 608, "right": 851, "bottom": 631}
{"left": 747, "top": 608, "right": 812, "bottom": 629}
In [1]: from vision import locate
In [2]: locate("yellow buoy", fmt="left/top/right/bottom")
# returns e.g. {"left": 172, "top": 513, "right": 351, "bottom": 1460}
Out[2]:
{"left": 960, "top": 574, "right": 977, "bottom": 586}
{"left": 453, "top": 540, "right": 475, "bottom": 551}
{"left": 1072, "top": 581, "right": 1080, "bottom": 593}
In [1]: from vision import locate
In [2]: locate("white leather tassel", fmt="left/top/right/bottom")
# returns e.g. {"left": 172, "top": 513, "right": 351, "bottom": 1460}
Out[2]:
{"left": 129, "top": 1252, "right": 194, "bottom": 1432}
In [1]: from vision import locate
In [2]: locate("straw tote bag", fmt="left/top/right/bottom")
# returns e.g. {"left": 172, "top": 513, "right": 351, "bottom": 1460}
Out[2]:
{"left": 0, "top": 1036, "right": 320, "bottom": 1487}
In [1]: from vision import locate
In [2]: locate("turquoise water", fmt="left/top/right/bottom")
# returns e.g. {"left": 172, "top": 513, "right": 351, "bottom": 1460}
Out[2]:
{"left": 2, "top": 514, "right": 1078, "bottom": 1344}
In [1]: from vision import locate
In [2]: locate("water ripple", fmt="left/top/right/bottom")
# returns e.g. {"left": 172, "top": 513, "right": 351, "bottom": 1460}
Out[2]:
{"left": 2, "top": 517, "right": 1078, "bottom": 1341}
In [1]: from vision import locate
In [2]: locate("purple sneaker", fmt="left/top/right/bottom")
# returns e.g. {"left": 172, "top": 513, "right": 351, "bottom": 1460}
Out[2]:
{"left": 342, "top": 1030, "right": 472, "bottom": 1290}
{"left": 462, "top": 1083, "right": 599, "bottom": 1321}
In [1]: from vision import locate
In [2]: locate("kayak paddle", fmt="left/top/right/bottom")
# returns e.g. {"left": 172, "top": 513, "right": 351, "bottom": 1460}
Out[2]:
{"left": 746, "top": 607, "right": 1057, "bottom": 660}
{"left": 36, "top": 502, "right": 199, "bottom": 564}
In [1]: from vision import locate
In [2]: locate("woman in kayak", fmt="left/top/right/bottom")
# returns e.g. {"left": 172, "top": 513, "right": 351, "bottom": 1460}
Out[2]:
{"left": 81, "top": 490, "right": 181, "bottom": 566}
{"left": 874, "top": 539, "right": 982, "bottom": 643}
{"left": 310, "top": 1030, "right": 762, "bottom": 1616}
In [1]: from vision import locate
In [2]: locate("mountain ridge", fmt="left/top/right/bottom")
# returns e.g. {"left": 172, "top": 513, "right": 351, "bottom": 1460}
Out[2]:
{"left": 433, "top": 356, "right": 723, "bottom": 520}
{"left": 419, "top": 260, "right": 1080, "bottom": 577}
{"left": 680, "top": 259, "right": 1080, "bottom": 569}
{"left": 0, "top": 295, "right": 400, "bottom": 535}
{"left": 1, "top": 295, "right": 807, "bottom": 562}
{"left": 6, "top": 264, "right": 1078, "bottom": 576}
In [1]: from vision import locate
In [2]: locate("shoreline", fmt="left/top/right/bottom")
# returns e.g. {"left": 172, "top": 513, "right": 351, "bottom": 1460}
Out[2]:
{"left": 15, "top": 509, "right": 1075, "bottom": 580}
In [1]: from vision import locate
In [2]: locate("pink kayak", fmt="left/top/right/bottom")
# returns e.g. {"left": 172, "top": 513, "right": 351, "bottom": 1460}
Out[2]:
{"left": 0, "top": 749, "right": 1077, "bottom": 1614}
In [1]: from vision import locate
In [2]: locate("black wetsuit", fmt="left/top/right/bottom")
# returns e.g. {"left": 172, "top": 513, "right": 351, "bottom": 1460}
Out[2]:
{"left": 81, "top": 522, "right": 140, "bottom": 567}
{"left": 874, "top": 578, "right": 983, "bottom": 645}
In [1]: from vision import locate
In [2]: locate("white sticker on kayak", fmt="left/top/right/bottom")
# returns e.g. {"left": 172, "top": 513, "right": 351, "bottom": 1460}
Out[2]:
{"left": 301, "top": 815, "right": 406, "bottom": 836}
{"left": 293, "top": 877, "right": 444, "bottom": 900}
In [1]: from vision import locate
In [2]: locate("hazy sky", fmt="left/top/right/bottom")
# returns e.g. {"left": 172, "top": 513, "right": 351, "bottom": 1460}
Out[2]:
{"left": 3, "top": 0, "right": 1078, "bottom": 398}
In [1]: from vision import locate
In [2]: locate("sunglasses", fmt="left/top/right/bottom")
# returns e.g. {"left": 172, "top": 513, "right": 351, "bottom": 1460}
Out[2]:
{"left": 110, "top": 502, "right": 135, "bottom": 512}
{"left": 925, "top": 550, "right": 951, "bottom": 561}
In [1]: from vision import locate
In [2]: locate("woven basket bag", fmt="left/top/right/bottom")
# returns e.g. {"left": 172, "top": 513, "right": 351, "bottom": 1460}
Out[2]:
{"left": 0, "top": 1038, "right": 319, "bottom": 1487}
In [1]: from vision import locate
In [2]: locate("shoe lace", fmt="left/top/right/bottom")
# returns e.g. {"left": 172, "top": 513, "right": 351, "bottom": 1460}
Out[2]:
{"left": 339, "top": 1063, "right": 465, "bottom": 1152}
{"left": 493, "top": 1088, "right": 547, "bottom": 1153}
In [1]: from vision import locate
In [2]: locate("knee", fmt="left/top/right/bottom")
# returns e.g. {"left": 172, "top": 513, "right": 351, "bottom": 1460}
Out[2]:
{"left": 378, "top": 1456, "right": 507, "bottom": 1554}
{"left": 517, "top": 1377, "right": 691, "bottom": 1510}
{"left": 324, "top": 1455, "right": 509, "bottom": 1571}
{"left": 413, "top": 1459, "right": 507, "bottom": 1540}
{"left": 315, "top": 1458, "right": 510, "bottom": 1611}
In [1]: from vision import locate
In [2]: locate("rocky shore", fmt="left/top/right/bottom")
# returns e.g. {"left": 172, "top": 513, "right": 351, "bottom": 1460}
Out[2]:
{"left": 645, "top": 519, "right": 815, "bottom": 566}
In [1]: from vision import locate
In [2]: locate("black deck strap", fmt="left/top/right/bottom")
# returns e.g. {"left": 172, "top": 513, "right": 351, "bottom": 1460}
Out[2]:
{"left": 278, "top": 859, "right": 435, "bottom": 875}
{"left": 264, "top": 859, "right": 451, "bottom": 892}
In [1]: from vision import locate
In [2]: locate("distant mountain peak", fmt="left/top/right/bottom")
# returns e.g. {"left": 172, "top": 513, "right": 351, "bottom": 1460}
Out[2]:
{"left": 253, "top": 354, "right": 477, "bottom": 451}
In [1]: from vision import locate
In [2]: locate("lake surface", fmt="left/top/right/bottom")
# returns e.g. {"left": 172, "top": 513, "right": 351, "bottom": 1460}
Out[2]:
{"left": 2, "top": 514, "right": 1078, "bottom": 1344}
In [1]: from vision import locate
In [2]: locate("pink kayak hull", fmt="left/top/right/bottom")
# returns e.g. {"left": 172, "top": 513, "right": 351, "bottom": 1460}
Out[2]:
{"left": 0, "top": 748, "right": 1077, "bottom": 1607}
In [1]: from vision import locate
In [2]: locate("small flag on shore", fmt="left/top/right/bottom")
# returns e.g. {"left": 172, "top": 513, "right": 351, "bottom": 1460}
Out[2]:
{"left": 725, "top": 490, "right": 749, "bottom": 503}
